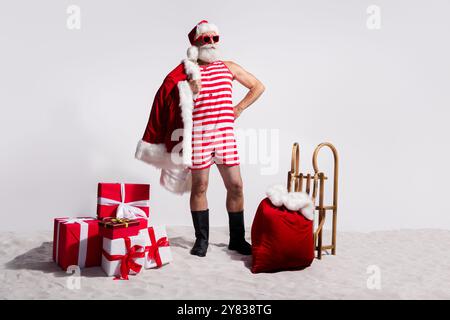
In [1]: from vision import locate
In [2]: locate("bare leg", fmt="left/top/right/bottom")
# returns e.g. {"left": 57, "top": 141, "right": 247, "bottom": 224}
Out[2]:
{"left": 189, "top": 167, "right": 210, "bottom": 257}
{"left": 190, "top": 167, "right": 210, "bottom": 211}
{"left": 217, "top": 164, "right": 251, "bottom": 255}
{"left": 216, "top": 164, "right": 244, "bottom": 212}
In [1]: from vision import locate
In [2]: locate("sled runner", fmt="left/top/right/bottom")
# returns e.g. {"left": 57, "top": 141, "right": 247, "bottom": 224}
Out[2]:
{"left": 287, "top": 142, "right": 339, "bottom": 259}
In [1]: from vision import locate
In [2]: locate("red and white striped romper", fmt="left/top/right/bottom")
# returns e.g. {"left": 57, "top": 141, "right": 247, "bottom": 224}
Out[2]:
{"left": 190, "top": 60, "right": 240, "bottom": 170}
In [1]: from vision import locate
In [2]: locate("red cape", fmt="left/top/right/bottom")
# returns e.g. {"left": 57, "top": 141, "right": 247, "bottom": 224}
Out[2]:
{"left": 142, "top": 62, "right": 188, "bottom": 151}
{"left": 135, "top": 59, "right": 201, "bottom": 194}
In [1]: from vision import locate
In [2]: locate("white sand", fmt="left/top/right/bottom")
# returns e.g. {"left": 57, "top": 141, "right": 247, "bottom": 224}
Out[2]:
{"left": 1, "top": 227, "right": 450, "bottom": 300}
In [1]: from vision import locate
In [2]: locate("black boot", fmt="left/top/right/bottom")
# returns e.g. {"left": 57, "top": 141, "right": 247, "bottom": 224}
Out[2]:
{"left": 228, "top": 211, "right": 252, "bottom": 255}
{"left": 190, "top": 209, "right": 209, "bottom": 257}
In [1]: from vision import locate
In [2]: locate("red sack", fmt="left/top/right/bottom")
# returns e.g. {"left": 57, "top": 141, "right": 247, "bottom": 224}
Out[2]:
{"left": 251, "top": 197, "right": 314, "bottom": 273}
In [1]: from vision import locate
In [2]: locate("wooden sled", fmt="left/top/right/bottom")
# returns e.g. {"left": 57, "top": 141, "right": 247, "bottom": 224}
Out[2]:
{"left": 286, "top": 142, "right": 339, "bottom": 259}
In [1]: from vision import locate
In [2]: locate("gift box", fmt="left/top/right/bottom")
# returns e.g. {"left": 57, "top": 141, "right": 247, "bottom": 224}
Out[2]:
{"left": 101, "top": 234, "right": 146, "bottom": 279}
{"left": 139, "top": 225, "right": 173, "bottom": 269}
{"left": 53, "top": 217, "right": 102, "bottom": 270}
{"left": 97, "top": 183, "right": 150, "bottom": 220}
{"left": 99, "top": 217, "right": 142, "bottom": 240}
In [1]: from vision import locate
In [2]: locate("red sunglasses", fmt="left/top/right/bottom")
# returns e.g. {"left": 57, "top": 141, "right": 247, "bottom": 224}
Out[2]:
{"left": 197, "top": 34, "right": 220, "bottom": 44}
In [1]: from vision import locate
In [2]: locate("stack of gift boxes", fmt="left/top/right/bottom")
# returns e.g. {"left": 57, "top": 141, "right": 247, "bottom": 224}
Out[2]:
{"left": 52, "top": 183, "right": 173, "bottom": 280}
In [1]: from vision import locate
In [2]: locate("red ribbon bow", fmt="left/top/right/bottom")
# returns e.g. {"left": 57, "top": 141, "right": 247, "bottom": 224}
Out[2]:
{"left": 145, "top": 228, "right": 170, "bottom": 267}
{"left": 102, "top": 237, "right": 145, "bottom": 280}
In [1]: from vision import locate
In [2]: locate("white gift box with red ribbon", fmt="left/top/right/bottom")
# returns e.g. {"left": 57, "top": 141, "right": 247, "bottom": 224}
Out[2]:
{"left": 139, "top": 225, "right": 173, "bottom": 269}
{"left": 101, "top": 233, "right": 146, "bottom": 279}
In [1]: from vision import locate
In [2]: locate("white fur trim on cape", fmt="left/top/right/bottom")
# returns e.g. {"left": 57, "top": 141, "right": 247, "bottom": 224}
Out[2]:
{"left": 265, "top": 184, "right": 315, "bottom": 220}
{"left": 160, "top": 167, "right": 192, "bottom": 194}
{"left": 135, "top": 140, "right": 179, "bottom": 169}
{"left": 182, "top": 58, "right": 201, "bottom": 80}
{"left": 196, "top": 23, "right": 219, "bottom": 39}
{"left": 178, "top": 58, "right": 201, "bottom": 167}
{"left": 135, "top": 140, "right": 192, "bottom": 194}
{"left": 177, "top": 80, "right": 193, "bottom": 167}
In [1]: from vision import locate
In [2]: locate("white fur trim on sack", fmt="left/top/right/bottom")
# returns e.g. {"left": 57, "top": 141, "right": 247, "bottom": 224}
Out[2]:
{"left": 265, "top": 184, "right": 315, "bottom": 220}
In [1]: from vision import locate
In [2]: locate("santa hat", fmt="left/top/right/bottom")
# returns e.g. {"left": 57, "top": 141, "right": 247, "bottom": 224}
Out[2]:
{"left": 186, "top": 20, "right": 219, "bottom": 61}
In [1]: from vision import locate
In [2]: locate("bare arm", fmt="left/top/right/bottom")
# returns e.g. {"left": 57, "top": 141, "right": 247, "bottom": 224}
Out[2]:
{"left": 223, "top": 60, "right": 265, "bottom": 119}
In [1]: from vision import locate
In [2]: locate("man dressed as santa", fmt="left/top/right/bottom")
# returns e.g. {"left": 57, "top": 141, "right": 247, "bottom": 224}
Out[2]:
{"left": 135, "top": 20, "right": 265, "bottom": 257}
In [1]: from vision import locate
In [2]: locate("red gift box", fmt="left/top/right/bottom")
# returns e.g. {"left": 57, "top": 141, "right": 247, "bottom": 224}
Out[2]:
{"left": 99, "top": 217, "right": 143, "bottom": 240}
{"left": 53, "top": 217, "right": 102, "bottom": 271}
{"left": 97, "top": 183, "right": 150, "bottom": 220}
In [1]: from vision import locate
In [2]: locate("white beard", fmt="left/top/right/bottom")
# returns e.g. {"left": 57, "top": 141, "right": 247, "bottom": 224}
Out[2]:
{"left": 198, "top": 45, "right": 221, "bottom": 63}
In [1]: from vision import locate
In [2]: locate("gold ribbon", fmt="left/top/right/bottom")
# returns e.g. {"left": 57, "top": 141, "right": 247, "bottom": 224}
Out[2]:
{"left": 109, "top": 218, "right": 130, "bottom": 228}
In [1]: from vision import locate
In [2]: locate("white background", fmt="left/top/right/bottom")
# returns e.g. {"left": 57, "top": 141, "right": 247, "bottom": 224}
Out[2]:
{"left": 1, "top": 0, "right": 449, "bottom": 232}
